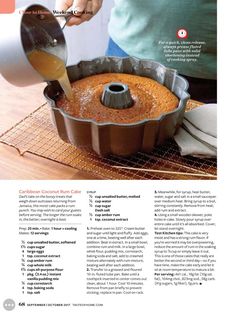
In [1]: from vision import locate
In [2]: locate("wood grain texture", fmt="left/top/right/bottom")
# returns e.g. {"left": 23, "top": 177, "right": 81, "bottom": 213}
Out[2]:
{"left": 0, "top": 75, "right": 216, "bottom": 181}
{"left": 0, "top": 75, "right": 99, "bottom": 180}
{"left": 0, "top": 75, "right": 46, "bottom": 134}
{"left": 0, "top": 144, "right": 101, "bottom": 180}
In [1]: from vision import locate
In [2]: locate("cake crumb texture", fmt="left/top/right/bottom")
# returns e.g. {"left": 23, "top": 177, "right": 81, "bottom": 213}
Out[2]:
{"left": 57, "top": 73, "right": 179, "bottom": 123}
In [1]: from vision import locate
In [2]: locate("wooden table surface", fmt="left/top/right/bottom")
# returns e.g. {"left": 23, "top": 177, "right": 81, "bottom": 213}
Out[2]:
{"left": 0, "top": 75, "right": 100, "bottom": 180}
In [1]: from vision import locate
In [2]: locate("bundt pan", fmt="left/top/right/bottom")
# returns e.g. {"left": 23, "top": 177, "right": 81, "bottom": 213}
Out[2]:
{"left": 44, "top": 56, "right": 190, "bottom": 157}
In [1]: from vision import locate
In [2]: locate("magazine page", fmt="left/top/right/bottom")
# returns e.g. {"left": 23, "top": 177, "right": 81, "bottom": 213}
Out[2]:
{"left": 0, "top": 0, "right": 234, "bottom": 313}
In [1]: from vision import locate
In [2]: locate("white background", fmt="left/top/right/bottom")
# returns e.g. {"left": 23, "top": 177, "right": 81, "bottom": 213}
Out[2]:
{"left": 0, "top": 0, "right": 236, "bottom": 313}
{"left": 0, "top": 180, "right": 222, "bottom": 314}
{"left": 16, "top": 0, "right": 115, "bottom": 64}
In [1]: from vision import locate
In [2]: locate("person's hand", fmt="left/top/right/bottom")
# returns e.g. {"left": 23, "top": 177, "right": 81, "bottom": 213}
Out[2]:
{"left": 55, "top": 0, "right": 103, "bottom": 26}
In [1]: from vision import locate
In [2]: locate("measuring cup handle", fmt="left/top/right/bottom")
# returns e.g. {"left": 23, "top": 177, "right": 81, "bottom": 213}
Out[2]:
{"left": 61, "top": 15, "right": 73, "bottom": 30}
{"left": 54, "top": 6, "right": 94, "bottom": 29}
{"left": 53, "top": 12, "right": 73, "bottom": 30}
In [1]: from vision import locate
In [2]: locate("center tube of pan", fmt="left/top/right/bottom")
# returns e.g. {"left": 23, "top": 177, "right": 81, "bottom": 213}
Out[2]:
{"left": 101, "top": 82, "right": 134, "bottom": 109}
